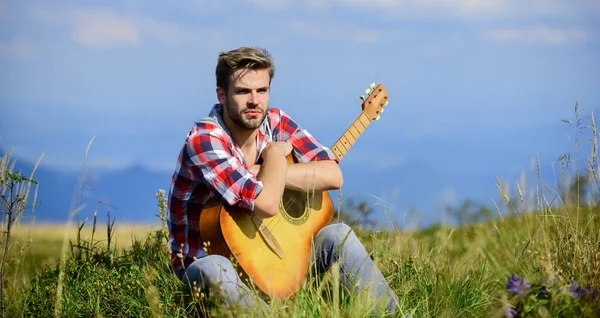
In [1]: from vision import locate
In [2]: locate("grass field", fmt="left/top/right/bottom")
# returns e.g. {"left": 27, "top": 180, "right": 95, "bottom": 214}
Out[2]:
{"left": 2, "top": 107, "right": 600, "bottom": 317}
{"left": 3, "top": 191, "right": 598, "bottom": 317}
{"left": 7, "top": 222, "right": 161, "bottom": 275}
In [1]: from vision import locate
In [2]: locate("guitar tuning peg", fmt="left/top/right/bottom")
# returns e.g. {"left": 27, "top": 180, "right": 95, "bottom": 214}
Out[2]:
{"left": 380, "top": 108, "right": 384, "bottom": 113}
{"left": 375, "top": 115, "right": 381, "bottom": 120}
{"left": 383, "top": 100, "right": 389, "bottom": 107}
{"left": 364, "top": 88, "right": 371, "bottom": 95}
{"left": 360, "top": 95, "right": 365, "bottom": 100}
{"left": 369, "top": 83, "right": 376, "bottom": 89}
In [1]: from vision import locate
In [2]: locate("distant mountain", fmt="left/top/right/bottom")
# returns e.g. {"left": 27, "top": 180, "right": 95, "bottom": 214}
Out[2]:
{"left": 1, "top": 150, "right": 171, "bottom": 225}
{"left": 1, "top": 148, "right": 561, "bottom": 229}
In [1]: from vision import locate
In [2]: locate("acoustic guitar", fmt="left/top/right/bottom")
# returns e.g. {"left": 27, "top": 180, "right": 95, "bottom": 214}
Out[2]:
{"left": 199, "top": 83, "right": 389, "bottom": 299}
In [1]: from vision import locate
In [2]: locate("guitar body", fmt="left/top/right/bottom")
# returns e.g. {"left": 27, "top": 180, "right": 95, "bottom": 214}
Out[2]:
{"left": 199, "top": 154, "right": 335, "bottom": 299}
{"left": 198, "top": 83, "right": 389, "bottom": 299}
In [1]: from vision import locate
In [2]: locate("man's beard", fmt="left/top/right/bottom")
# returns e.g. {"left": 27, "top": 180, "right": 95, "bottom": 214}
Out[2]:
{"left": 225, "top": 103, "right": 266, "bottom": 130}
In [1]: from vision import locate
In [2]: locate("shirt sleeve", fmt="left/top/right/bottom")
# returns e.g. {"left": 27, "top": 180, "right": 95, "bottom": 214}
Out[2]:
{"left": 274, "top": 109, "right": 339, "bottom": 163}
{"left": 185, "top": 125, "right": 263, "bottom": 212}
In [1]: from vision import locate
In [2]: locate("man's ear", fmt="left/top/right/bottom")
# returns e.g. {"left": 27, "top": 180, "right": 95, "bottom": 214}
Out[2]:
{"left": 216, "top": 87, "right": 227, "bottom": 105}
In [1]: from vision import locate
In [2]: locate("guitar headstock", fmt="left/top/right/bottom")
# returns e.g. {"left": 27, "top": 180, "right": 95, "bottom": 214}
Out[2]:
{"left": 359, "top": 83, "right": 389, "bottom": 121}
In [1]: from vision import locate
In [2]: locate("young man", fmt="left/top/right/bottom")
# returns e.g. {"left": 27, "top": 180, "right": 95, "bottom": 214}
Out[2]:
{"left": 167, "top": 47, "right": 399, "bottom": 315}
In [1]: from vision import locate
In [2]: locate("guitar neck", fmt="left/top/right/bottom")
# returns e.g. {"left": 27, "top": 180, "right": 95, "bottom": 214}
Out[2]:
{"left": 330, "top": 112, "right": 372, "bottom": 161}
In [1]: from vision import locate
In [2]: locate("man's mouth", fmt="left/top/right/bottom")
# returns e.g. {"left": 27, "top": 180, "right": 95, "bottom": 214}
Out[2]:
{"left": 244, "top": 110, "right": 262, "bottom": 117}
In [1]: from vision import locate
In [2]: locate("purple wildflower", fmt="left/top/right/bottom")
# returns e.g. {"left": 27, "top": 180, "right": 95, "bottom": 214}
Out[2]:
{"left": 583, "top": 285, "right": 591, "bottom": 296}
{"left": 506, "top": 274, "right": 531, "bottom": 295}
{"left": 572, "top": 280, "right": 582, "bottom": 298}
{"left": 571, "top": 281, "right": 599, "bottom": 299}
{"left": 504, "top": 306, "right": 519, "bottom": 318}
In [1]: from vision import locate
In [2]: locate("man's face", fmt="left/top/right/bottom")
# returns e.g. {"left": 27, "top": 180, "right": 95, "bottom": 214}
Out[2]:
{"left": 218, "top": 68, "right": 270, "bottom": 131}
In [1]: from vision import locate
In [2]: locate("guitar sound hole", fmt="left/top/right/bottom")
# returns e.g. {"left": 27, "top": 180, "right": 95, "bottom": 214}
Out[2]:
{"left": 281, "top": 189, "right": 306, "bottom": 219}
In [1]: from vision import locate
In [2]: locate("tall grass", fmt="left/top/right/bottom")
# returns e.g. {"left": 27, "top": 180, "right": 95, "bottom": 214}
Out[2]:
{"left": 1, "top": 103, "right": 599, "bottom": 317}
{"left": 0, "top": 150, "right": 43, "bottom": 318}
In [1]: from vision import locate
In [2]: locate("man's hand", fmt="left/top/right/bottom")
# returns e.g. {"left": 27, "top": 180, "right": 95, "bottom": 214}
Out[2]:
{"left": 261, "top": 141, "right": 293, "bottom": 159}
{"left": 249, "top": 141, "right": 291, "bottom": 176}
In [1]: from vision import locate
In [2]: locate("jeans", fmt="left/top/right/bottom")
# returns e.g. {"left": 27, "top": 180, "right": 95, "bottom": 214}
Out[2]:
{"left": 179, "top": 223, "right": 399, "bottom": 315}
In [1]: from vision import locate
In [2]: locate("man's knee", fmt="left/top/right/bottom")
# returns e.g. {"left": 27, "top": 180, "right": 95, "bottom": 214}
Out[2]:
{"left": 199, "top": 255, "right": 236, "bottom": 276}
{"left": 183, "top": 255, "right": 237, "bottom": 288}
{"left": 316, "top": 222, "right": 358, "bottom": 249}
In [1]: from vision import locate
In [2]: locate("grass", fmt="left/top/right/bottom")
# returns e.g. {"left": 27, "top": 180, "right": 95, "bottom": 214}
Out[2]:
{"left": 6, "top": 222, "right": 160, "bottom": 278}
{"left": 2, "top": 104, "right": 600, "bottom": 317}
{"left": 5, "top": 201, "right": 599, "bottom": 317}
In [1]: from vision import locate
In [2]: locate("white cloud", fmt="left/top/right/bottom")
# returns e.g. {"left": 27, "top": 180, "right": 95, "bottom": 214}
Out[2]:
{"left": 246, "top": 0, "right": 295, "bottom": 8}
{"left": 0, "top": 35, "right": 35, "bottom": 58}
{"left": 138, "top": 17, "right": 226, "bottom": 46}
{"left": 28, "top": 4, "right": 226, "bottom": 48}
{"left": 260, "top": 0, "right": 599, "bottom": 21}
{"left": 289, "top": 20, "right": 382, "bottom": 44}
{"left": 314, "top": 0, "right": 508, "bottom": 15}
{"left": 484, "top": 26, "right": 593, "bottom": 45}
{"left": 70, "top": 10, "right": 141, "bottom": 47}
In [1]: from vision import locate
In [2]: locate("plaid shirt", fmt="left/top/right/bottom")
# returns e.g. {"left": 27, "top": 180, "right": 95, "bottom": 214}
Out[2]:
{"left": 167, "top": 104, "right": 338, "bottom": 276}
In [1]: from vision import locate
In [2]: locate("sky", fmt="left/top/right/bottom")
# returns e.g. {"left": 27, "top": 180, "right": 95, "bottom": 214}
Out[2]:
{"left": 1, "top": 0, "right": 599, "bottom": 226}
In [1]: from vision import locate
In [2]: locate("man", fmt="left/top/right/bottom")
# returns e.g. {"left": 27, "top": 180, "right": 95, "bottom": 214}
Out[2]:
{"left": 167, "top": 46, "right": 399, "bottom": 315}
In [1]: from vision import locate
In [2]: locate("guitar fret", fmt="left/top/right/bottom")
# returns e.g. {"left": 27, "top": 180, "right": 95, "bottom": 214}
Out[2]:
{"left": 331, "top": 113, "right": 373, "bottom": 161}
{"left": 331, "top": 145, "right": 344, "bottom": 160}
{"left": 348, "top": 125, "right": 361, "bottom": 139}
{"left": 352, "top": 123, "right": 366, "bottom": 137}
{"left": 344, "top": 131, "right": 356, "bottom": 144}
{"left": 353, "top": 122, "right": 362, "bottom": 131}
{"left": 358, "top": 114, "right": 371, "bottom": 128}
{"left": 354, "top": 118, "right": 366, "bottom": 130}
{"left": 340, "top": 134, "right": 353, "bottom": 150}
{"left": 335, "top": 138, "right": 349, "bottom": 153}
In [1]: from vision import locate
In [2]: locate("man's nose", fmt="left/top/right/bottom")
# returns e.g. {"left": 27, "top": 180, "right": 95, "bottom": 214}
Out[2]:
{"left": 248, "top": 91, "right": 259, "bottom": 105}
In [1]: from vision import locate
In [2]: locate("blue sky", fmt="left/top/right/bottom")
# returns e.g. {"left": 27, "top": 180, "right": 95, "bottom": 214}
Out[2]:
{"left": 1, "top": 0, "right": 599, "bottom": 226}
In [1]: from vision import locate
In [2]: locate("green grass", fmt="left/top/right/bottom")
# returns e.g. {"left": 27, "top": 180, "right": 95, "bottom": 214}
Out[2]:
{"left": 2, "top": 105, "right": 600, "bottom": 317}
{"left": 3, "top": 197, "right": 598, "bottom": 317}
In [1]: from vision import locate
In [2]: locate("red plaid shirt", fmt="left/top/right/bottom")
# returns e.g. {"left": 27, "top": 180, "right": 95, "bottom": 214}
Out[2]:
{"left": 167, "top": 104, "right": 338, "bottom": 276}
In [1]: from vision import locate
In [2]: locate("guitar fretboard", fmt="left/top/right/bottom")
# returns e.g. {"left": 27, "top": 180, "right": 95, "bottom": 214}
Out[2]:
{"left": 330, "top": 113, "right": 371, "bottom": 161}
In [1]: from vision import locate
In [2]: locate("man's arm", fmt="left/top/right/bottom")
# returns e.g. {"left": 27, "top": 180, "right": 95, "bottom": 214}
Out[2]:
{"left": 286, "top": 160, "right": 343, "bottom": 192}
{"left": 251, "top": 142, "right": 293, "bottom": 218}
{"left": 249, "top": 109, "right": 345, "bottom": 194}
{"left": 187, "top": 125, "right": 290, "bottom": 220}
{"left": 250, "top": 161, "right": 343, "bottom": 193}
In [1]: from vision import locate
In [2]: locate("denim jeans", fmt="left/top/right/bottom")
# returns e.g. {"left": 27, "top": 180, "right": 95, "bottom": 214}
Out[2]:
{"left": 179, "top": 223, "right": 399, "bottom": 315}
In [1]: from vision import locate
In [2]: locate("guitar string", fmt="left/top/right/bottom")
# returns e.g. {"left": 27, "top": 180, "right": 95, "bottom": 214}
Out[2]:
{"left": 256, "top": 100, "right": 381, "bottom": 247}
{"left": 263, "top": 191, "right": 295, "bottom": 231}
{"left": 262, "top": 111, "right": 324, "bottom": 232}
{"left": 263, "top": 195, "right": 292, "bottom": 230}
{"left": 262, "top": 112, "right": 284, "bottom": 232}
{"left": 264, "top": 190, "right": 317, "bottom": 233}
{"left": 261, "top": 110, "right": 319, "bottom": 234}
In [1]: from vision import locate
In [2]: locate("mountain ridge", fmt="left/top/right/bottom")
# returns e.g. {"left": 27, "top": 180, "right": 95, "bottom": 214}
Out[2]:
{"left": 1, "top": 147, "right": 554, "bottom": 229}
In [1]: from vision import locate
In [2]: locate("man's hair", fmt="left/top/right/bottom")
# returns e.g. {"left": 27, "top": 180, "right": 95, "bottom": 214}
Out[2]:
{"left": 216, "top": 47, "right": 275, "bottom": 92}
